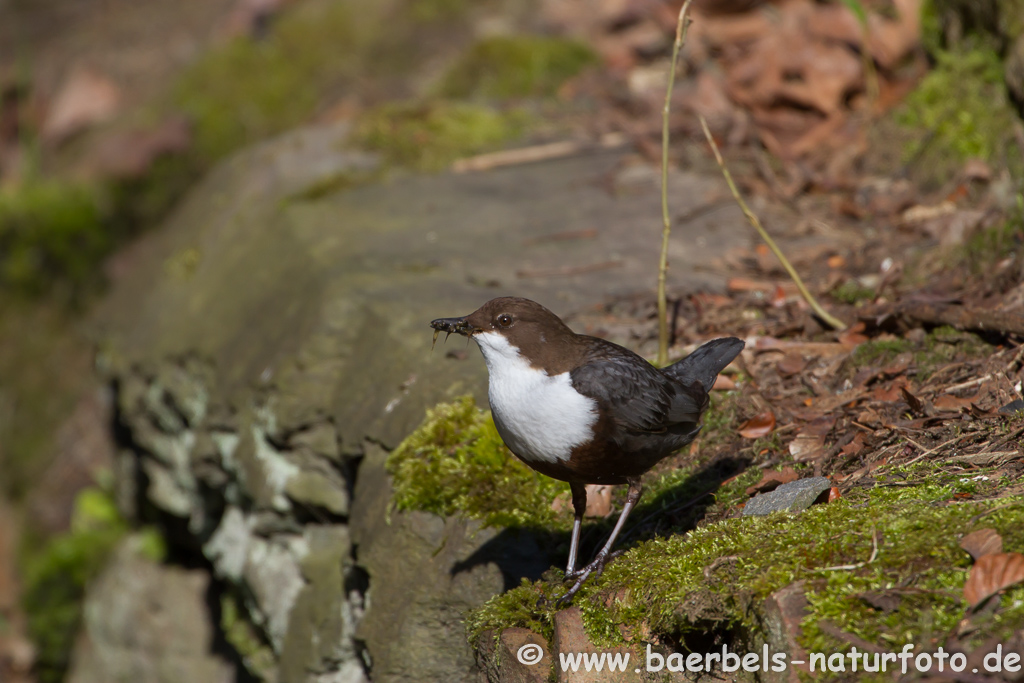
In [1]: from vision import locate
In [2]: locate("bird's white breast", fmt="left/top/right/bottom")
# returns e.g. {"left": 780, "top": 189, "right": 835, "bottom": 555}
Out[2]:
{"left": 473, "top": 331, "right": 597, "bottom": 463}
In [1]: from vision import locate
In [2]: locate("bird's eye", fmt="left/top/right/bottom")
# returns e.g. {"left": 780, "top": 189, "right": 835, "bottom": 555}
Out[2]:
{"left": 497, "top": 314, "right": 513, "bottom": 328}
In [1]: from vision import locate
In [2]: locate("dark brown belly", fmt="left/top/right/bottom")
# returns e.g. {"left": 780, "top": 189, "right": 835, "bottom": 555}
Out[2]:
{"left": 508, "top": 423, "right": 703, "bottom": 485}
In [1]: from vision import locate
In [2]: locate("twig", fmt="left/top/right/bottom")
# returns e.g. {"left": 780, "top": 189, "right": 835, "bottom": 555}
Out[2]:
{"left": 819, "top": 528, "right": 879, "bottom": 571}
{"left": 890, "top": 435, "right": 965, "bottom": 468}
{"left": 452, "top": 133, "right": 626, "bottom": 173}
{"left": 698, "top": 115, "right": 847, "bottom": 330}
{"left": 657, "top": 0, "right": 694, "bottom": 367}
{"left": 945, "top": 373, "right": 993, "bottom": 393}
{"left": 969, "top": 501, "right": 1022, "bottom": 526}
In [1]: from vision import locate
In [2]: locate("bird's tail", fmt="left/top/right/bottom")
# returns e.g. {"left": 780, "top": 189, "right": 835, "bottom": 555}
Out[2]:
{"left": 663, "top": 337, "right": 745, "bottom": 391}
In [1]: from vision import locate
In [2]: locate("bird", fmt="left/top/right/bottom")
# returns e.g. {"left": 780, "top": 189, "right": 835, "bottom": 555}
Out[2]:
{"left": 430, "top": 296, "right": 744, "bottom": 602}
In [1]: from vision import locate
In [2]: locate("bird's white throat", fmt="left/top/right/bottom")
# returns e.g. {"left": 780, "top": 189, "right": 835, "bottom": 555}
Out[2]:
{"left": 473, "top": 331, "right": 597, "bottom": 464}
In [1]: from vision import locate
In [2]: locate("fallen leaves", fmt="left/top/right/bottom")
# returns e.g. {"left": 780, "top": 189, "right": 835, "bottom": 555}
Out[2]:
{"left": 956, "top": 528, "right": 1024, "bottom": 610}
{"left": 687, "top": 0, "right": 923, "bottom": 161}
{"left": 960, "top": 528, "right": 1003, "bottom": 562}
{"left": 738, "top": 410, "right": 775, "bottom": 439}
{"left": 41, "top": 66, "right": 122, "bottom": 143}
{"left": 746, "top": 466, "right": 799, "bottom": 495}
{"left": 963, "top": 552, "right": 1024, "bottom": 609}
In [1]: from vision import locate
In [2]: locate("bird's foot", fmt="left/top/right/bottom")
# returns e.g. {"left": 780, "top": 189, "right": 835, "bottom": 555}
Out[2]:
{"left": 556, "top": 551, "right": 623, "bottom": 606}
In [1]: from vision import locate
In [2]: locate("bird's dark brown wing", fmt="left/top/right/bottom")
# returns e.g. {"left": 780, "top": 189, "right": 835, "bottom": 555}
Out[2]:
{"left": 569, "top": 353, "right": 706, "bottom": 434}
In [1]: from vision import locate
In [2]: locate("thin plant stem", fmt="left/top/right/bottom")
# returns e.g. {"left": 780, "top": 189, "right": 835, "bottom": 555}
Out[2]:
{"left": 657, "top": 0, "right": 694, "bottom": 367}
{"left": 698, "top": 115, "right": 847, "bottom": 330}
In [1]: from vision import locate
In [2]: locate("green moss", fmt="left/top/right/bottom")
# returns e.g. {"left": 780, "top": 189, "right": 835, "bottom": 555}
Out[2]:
{"left": 850, "top": 338, "right": 914, "bottom": 367}
{"left": 468, "top": 485, "right": 1024, "bottom": 668}
{"left": 896, "top": 45, "right": 1022, "bottom": 182}
{"left": 354, "top": 100, "right": 528, "bottom": 171}
{"left": 172, "top": 1, "right": 366, "bottom": 162}
{"left": 438, "top": 35, "right": 597, "bottom": 100}
{"left": 387, "top": 396, "right": 569, "bottom": 529}
{"left": 960, "top": 204, "right": 1024, "bottom": 273}
{"left": 831, "top": 280, "right": 875, "bottom": 305}
{"left": 409, "top": 0, "right": 468, "bottom": 23}
{"left": 850, "top": 327, "right": 990, "bottom": 377}
{"left": 0, "top": 180, "right": 108, "bottom": 296}
{"left": 21, "top": 488, "right": 129, "bottom": 683}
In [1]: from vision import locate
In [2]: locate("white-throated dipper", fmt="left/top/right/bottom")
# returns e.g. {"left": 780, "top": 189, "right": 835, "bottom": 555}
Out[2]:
{"left": 430, "top": 297, "right": 744, "bottom": 602}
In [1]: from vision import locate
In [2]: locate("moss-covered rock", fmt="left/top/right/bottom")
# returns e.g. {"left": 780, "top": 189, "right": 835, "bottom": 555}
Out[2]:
{"left": 387, "top": 396, "right": 569, "bottom": 529}
{"left": 353, "top": 101, "right": 528, "bottom": 171}
{"left": 469, "top": 482, "right": 1024, "bottom": 681}
{"left": 438, "top": 35, "right": 597, "bottom": 100}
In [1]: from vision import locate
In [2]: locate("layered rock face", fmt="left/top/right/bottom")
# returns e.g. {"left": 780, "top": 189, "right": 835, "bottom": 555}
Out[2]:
{"left": 82, "top": 121, "right": 745, "bottom": 682}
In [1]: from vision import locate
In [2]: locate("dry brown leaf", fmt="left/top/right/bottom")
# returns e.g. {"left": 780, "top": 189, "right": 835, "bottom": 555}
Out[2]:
{"left": 960, "top": 529, "right": 1003, "bottom": 561}
{"left": 738, "top": 410, "right": 776, "bottom": 439}
{"left": 838, "top": 322, "right": 869, "bottom": 348}
{"left": 900, "top": 386, "right": 925, "bottom": 414}
{"left": 777, "top": 351, "right": 808, "bottom": 377}
{"left": 933, "top": 393, "right": 978, "bottom": 412}
{"left": 882, "top": 352, "right": 913, "bottom": 376}
{"left": 963, "top": 552, "right": 1024, "bottom": 609}
{"left": 790, "top": 433, "right": 826, "bottom": 462}
{"left": 42, "top": 66, "right": 122, "bottom": 143}
{"left": 712, "top": 374, "right": 737, "bottom": 391}
{"left": 856, "top": 407, "right": 881, "bottom": 426}
{"left": 840, "top": 431, "right": 867, "bottom": 457}
{"left": 746, "top": 466, "right": 799, "bottom": 495}
{"left": 872, "top": 380, "right": 906, "bottom": 402}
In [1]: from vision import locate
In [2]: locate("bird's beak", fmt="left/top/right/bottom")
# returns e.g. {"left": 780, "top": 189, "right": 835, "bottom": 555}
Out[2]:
{"left": 429, "top": 316, "right": 477, "bottom": 348}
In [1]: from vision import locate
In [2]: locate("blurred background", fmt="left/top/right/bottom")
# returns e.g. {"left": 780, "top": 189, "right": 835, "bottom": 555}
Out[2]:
{"left": 0, "top": 0, "right": 1022, "bottom": 682}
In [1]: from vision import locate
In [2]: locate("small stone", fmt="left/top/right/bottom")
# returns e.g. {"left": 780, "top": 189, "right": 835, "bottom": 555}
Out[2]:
{"left": 290, "top": 422, "right": 341, "bottom": 462}
{"left": 284, "top": 470, "right": 349, "bottom": 516}
{"left": 742, "top": 477, "right": 832, "bottom": 517}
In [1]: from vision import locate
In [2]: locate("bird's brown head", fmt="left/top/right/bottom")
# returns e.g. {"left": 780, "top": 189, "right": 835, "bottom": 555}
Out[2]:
{"left": 430, "top": 297, "right": 578, "bottom": 366}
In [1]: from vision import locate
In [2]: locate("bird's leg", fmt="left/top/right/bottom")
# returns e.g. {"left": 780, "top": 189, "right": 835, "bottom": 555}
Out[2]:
{"left": 558, "top": 477, "right": 643, "bottom": 605}
{"left": 566, "top": 482, "right": 587, "bottom": 576}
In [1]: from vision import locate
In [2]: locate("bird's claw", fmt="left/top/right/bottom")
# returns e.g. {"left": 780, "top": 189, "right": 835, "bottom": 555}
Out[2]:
{"left": 556, "top": 553, "right": 617, "bottom": 605}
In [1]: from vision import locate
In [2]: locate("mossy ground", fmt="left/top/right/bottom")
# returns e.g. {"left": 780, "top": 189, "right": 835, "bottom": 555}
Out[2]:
{"left": 391, "top": 393, "right": 1024, "bottom": 680}
{"left": 353, "top": 101, "right": 529, "bottom": 172}
{"left": 895, "top": 41, "right": 1024, "bottom": 187}
{"left": 437, "top": 35, "right": 597, "bottom": 100}
{"left": 468, "top": 482, "right": 1024, "bottom": 679}
{"left": 848, "top": 325, "right": 991, "bottom": 378}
